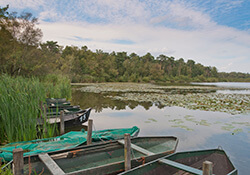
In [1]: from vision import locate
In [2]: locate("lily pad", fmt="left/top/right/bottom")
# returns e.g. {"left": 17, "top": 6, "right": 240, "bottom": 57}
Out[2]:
{"left": 148, "top": 118, "right": 157, "bottom": 122}
{"left": 171, "top": 125, "right": 194, "bottom": 131}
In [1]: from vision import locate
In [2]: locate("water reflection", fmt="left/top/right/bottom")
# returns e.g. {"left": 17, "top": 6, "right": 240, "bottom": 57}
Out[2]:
{"left": 71, "top": 90, "right": 155, "bottom": 112}
{"left": 71, "top": 89, "right": 250, "bottom": 174}
{"left": 87, "top": 106, "right": 250, "bottom": 175}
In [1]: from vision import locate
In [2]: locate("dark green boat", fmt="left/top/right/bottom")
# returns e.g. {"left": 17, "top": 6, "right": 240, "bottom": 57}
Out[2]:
{"left": 23, "top": 136, "right": 178, "bottom": 175}
{"left": 119, "top": 149, "right": 237, "bottom": 175}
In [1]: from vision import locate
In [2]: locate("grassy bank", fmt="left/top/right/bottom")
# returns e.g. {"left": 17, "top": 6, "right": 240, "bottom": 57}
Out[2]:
{"left": 0, "top": 74, "right": 71, "bottom": 144}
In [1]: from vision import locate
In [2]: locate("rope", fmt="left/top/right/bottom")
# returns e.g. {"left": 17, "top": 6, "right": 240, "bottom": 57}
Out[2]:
{"left": 92, "top": 122, "right": 106, "bottom": 143}
{"left": 131, "top": 147, "right": 145, "bottom": 165}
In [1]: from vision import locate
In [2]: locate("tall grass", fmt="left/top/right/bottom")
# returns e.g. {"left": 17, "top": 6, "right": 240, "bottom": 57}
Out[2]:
{"left": 42, "top": 74, "right": 71, "bottom": 99}
{"left": 0, "top": 74, "right": 71, "bottom": 144}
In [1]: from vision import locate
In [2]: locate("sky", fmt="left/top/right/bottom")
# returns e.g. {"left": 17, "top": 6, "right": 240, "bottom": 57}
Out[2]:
{"left": 1, "top": 0, "right": 250, "bottom": 73}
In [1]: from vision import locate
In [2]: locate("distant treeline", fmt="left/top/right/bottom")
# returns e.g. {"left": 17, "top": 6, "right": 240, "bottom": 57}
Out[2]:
{"left": 1, "top": 6, "right": 249, "bottom": 83}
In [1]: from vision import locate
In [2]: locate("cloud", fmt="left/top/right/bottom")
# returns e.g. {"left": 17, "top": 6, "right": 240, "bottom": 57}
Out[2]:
{"left": 0, "top": 0, "right": 45, "bottom": 10}
{"left": 38, "top": 19, "right": 250, "bottom": 73}
{"left": 2, "top": 0, "right": 250, "bottom": 73}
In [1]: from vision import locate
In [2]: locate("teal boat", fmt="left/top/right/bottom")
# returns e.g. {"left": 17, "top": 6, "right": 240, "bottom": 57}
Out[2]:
{"left": 0, "top": 126, "right": 139, "bottom": 162}
{"left": 22, "top": 136, "right": 178, "bottom": 175}
{"left": 119, "top": 149, "right": 237, "bottom": 175}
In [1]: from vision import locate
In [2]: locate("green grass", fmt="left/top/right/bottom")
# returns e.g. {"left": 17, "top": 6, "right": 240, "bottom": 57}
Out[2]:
{"left": 0, "top": 163, "right": 12, "bottom": 175}
{"left": 0, "top": 74, "right": 71, "bottom": 144}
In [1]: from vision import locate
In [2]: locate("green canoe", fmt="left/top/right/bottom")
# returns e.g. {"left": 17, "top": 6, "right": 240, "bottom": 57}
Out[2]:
{"left": 0, "top": 126, "right": 139, "bottom": 162}
{"left": 120, "top": 149, "right": 237, "bottom": 175}
{"left": 22, "top": 136, "right": 178, "bottom": 175}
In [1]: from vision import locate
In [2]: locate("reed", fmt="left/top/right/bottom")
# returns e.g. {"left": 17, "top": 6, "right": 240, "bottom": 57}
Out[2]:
{"left": 0, "top": 74, "right": 71, "bottom": 144}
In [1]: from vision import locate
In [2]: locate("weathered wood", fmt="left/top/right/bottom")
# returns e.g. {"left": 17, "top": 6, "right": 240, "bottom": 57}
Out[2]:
{"left": 13, "top": 148, "right": 24, "bottom": 175}
{"left": 38, "top": 153, "right": 65, "bottom": 175}
{"left": 118, "top": 140, "right": 154, "bottom": 156}
{"left": 60, "top": 110, "right": 65, "bottom": 135}
{"left": 124, "top": 133, "right": 131, "bottom": 171}
{"left": 159, "top": 159, "right": 203, "bottom": 175}
{"left": 87, "top": 119, "right": 93, "bottom": 145}
{"left": 203, "top": 161, "right": 213, "bottom": 175}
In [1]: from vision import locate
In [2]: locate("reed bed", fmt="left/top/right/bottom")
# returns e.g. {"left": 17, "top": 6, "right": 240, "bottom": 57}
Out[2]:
{"left": 0, "top": 74, "right": 71, "bottom": 144}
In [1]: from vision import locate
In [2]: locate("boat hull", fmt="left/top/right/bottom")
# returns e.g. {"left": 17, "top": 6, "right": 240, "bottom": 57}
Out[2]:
{"left": 23, "top": 136, "right": 178, "bottom": 175}
{"left": 119, "top": 149, "right": 237, "bottom": 175}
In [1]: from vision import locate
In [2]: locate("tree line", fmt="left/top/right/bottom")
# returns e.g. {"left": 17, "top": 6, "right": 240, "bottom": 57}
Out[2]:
{"left": 1, "top": 6, "right": 249, "bottom": 83}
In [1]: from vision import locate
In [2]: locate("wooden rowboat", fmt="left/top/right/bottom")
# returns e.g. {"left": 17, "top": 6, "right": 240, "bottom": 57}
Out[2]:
{"left": 23, "top": 136, "right": 178, "bottom": 175}
{"left": 119, "top": 149, "right": 237, "bottom": 175}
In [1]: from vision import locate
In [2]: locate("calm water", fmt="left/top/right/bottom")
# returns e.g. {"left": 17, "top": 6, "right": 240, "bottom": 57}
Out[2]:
{"left": 193, "top": 82, "right": 250, "bottom": 95}
{"left": 71, "top": 84, "right": 250, "bottom": 174}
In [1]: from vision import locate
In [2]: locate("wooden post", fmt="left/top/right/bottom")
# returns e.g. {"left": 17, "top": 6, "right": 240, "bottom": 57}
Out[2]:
{"left": 43, "top": 104, "right": 47, "bottom": 117}
{"left": 13, "top": 148, "right": 24, "bottom": 175}
{"left": 60, "top": 110, "right": 65, "bottom": 135}
{"left": 124, "top": 133, "right": 131, "bottom": 171}
{"left": 202, "top": 161, "right": 213, "bottom": 175}
{"left": 87, "top": 119, "right": 93, "bottom": 145}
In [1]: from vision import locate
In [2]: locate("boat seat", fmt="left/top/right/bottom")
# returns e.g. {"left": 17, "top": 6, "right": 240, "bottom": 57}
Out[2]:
{"left": 64, "top": 109, "right": 70, "bottom": 113}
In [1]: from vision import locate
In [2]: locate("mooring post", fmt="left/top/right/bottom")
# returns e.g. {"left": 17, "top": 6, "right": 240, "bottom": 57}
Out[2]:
{"left": 43, "top": 104, "right": 47, "bottom": 117}
{"left": 60, "top": 110, "right": 65, "bottom": 135}
{"left": 124, "top": 133, "right": 131, "bottom": 171}
{"left": 13, "top": 148, "right": 24, "bottom": 175}
{"left": 87, "top": 119, "right": 93, "bottom": 145}
{"left": 202, "top": 161, "right": 213, "bottom": 175}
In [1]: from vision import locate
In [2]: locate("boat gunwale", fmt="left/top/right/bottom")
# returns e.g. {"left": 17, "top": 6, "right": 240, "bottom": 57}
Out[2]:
{"left": 64, "top": 136, "right": 178, "bottom": 175}
{"left": 23, "top": 136, "right": 178, "bottom": 164}
{"left": 118, "top": 148, "right": 237, "bottom": 175}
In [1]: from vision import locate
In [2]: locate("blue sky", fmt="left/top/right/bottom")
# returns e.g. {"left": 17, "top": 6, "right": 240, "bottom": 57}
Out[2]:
{"left": 1, "top": 0, "right": 250, "bottom": 73}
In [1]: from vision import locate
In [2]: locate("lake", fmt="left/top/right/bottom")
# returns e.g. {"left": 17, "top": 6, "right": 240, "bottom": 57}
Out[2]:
{"left": 71, "top": 82, "right": 250, "bottom": 174}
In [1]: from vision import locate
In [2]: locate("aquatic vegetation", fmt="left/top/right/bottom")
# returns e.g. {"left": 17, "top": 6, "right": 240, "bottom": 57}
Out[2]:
{"left": 171, "top": 125, "right": 194, "bottom": 131}
{"left": 148, "top": 118, "right": 157, "bottom": 122}
{"left": 168, "top": 119, "right": 184, "bottom": 124}
{"left": 77, "top": 83, "right": 250, "bottom": 115}
{"left": 231, "top": 122, "right": 250, "bottom": 127}
{"left": 232, "top": 128, "right": 243, "bottom": 134}
{"left": 221, "top": 124, "right": 235, "bottom": 131}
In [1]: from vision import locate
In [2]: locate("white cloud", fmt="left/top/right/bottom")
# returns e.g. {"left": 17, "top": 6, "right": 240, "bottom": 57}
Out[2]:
{"left": 0, "top": 0, "right": 45, "bottom": 10}
{"left": 39, "top": 19, "right": 250, "bottom": 73}
{"left": 2, "top": 0, "right": 250, "bottom": 73}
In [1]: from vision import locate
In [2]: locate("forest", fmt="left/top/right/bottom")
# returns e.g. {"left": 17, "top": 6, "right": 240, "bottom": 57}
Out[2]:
{"left": 1, "top": 5, "right": 250, "bottom": 83}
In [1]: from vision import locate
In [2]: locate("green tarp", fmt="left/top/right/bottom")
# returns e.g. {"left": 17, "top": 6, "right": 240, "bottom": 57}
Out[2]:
{"left": 0, "top": 126, "right": 139, "bottom": 162}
